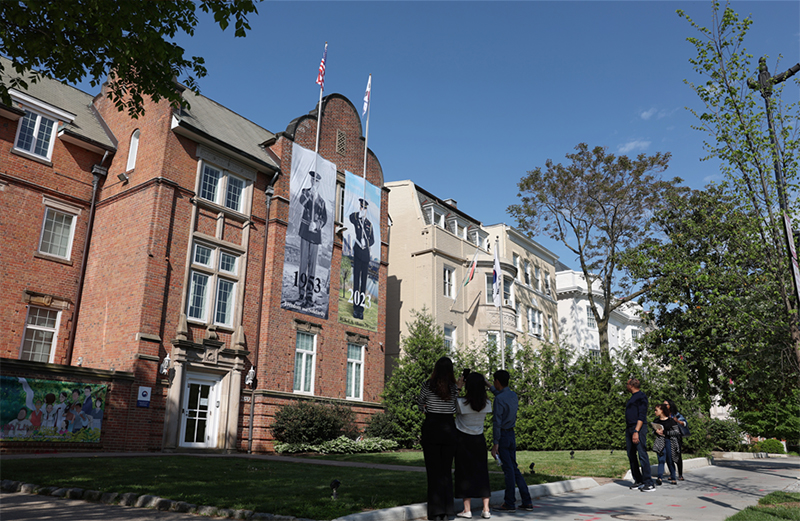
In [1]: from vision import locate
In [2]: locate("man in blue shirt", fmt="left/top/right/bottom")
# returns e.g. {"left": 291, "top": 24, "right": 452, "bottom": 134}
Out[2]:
{"left": 490, "top": 370, "right": 533, "bottom": 511}
{"left": 625, "top": 378, "right": 655, "bottom": 492}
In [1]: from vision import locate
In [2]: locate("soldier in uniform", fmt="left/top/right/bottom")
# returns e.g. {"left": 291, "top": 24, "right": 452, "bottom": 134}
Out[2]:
{"left": 349, "top": 198, "right": 374, "bottom": 319}
{"left": 297, "top": 171, "right": 327, "bottom": 306}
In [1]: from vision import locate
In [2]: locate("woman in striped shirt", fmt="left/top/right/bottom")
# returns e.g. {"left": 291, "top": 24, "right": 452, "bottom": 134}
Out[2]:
{"left": 418, "top": 356, "right": 458, "bottom": 520}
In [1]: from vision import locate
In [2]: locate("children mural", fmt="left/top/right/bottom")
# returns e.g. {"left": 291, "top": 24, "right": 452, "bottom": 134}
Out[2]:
{"left": 0, "top": 376, "right": 107, "bottom": 442}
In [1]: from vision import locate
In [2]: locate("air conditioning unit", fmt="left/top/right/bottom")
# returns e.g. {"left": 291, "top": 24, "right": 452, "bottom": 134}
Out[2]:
{"left": 503, "top": 299, "right": 512, "bottom": 307}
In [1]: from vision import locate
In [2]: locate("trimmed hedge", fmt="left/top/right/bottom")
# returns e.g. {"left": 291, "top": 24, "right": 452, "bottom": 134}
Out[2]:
{"left": 274, "top": 436, "right": 399, "bottom": 454}
{"left": 271, "top": 401, "right": 359, "bottom": 445}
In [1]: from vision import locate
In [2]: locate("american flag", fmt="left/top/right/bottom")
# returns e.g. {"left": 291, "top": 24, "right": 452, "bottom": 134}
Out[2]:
{"left": 316, "top": 42, "right": 327, "bottom": 90}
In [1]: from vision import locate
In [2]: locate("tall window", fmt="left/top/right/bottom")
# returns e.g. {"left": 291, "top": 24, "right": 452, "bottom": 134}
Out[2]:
{"left": 15, "top": 109, "right": 57, "bottom": 160}
{"left": 336, "top": 182, "right": 345, "bottom": 223}
{"left": 199, "top": 163, "right": 247, "bottom": 213}
{"left": 293, "top": 332, "right": 316, "bottom": 394}
{"left": 586, "top": 307, "right": 597, "bottom": 329}
{"left": 513, "top": 253, "right": 520, "bottom": 280}
{"left": 126, "top": 129, "right": 140, "bottom": 171}
{"left": 346, "top": 343, "right": 363, "bottom": 400}
{"left": 589, "top": 349, "right": 601, "bottom": 362}
{"left": 38, "top": 207, "right": 76, "bottom": 260}
{"left": 632, "top": 329, "right": 641, "bottom": 343}
{"left": 444, "top": 326, "right": 455, "bottom": 350}
{"left": 485, "top": 274, "right": 494, "bottom": 304}
{"left": 20, "top": 307, "right": 60, "bottom": 363}
{"left": 443, "top": 266, "right": 454, "bottom": 298}
{"left": 515, "top": 303, "right": 522, "bottom": 330}
{"left": 529, "top": 308, "right": 543, "bottom": 337}
{"left": 524, "top": 261, "right": 531, "bottom": 285}
{"left": 186, "top": 242, "right": 239, "bottom": 327}
{"left": 548, "top": 316, "right": 554, "bottom": 342}
{"left": 535, "top": 266, "right": 541, "bottom": 291}
{"left": 503, "top": 276, "right": 512, "bottom": 303}
{"left": 545, "top": 272, "right": 552, "bottom": 294}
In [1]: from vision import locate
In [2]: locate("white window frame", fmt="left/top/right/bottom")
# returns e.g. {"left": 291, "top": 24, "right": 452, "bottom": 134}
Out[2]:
{"left": 443, "top": 266, "right": 455, "bottom": 298}
{"left": 186, "top": 241, "right": 239, "bottom": 328}
{"left": 444, "top": 326, "right": 455, "bottom": 351}
{"left": 545, "top": 272, "right": 552, "bottom": 294}
{"left": 527, "top": 306, "right": 534, "bottom": 332}
{"left": 485, "top": 274, "right": 494, "bottom": 304}
{"left": 10, "top": 90, "right": 75, "bottom": 163}
{"left": 524, "top": 261, "right": 531, "bottom": 286}
{"left": 632, "top": 329, "right": 641, "bottom": 343}
{"left": 293, "top": 332, "right": 317, "bottom": 395}
{"left": 513, "top": 253, "right": 520, "bottom": 280}
{"left": 515, "top": 302, "right": 522, "bottom": 330}
{"left": 346, "top": 343, "right": 364, "bottom": 400}
{"left": 38, "top": 197, "right": 80, "bottom": 260}
{"left": 548, "top": 316, "right": 554, "bottom": 342}
{"left": 126, "top": 129, "right": 140, "bottom": 172}
{"left": 535, "top": 266, "right": 541, "bottom": 291}
{"left": 198, "top": 162, "right": 249, "bottom": 214}
{"left": 588, "top": 349, "right": 602, "bottom": 362}
{"left": 19, "top": 306, "right": 61, "bottom": 363}
{"left": 529, "top": 308, "right": 543, "bottom": 338}
{"left": 587, "top": 307, "right": 597, "bottom": 329}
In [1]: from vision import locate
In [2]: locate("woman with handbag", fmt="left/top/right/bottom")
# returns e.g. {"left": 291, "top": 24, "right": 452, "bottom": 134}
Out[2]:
{"left": 418, "top": 357, "right": 459, "bottom": 520}
{"left": 664, "top": 399, "right": 688, "bottom": 480}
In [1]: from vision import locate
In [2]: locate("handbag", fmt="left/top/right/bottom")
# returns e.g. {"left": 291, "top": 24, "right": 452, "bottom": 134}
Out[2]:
{"left": 679, "top": 424, "right": 691, "bottom": 437}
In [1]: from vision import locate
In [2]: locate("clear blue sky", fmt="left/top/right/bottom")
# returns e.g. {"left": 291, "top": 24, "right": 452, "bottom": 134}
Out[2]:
{"left": 91, "top": 1, "right": 800, "bottom": 267}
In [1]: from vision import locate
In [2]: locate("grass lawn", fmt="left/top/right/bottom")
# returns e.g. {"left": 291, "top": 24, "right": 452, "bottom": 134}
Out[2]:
{"left": 0, "top": 454, "right": 565, "bottom": 519}
{"left": 306, "top": 449, "right": 663, "bottom": 479}
{"left": 725, "top": 491, "right": 800, "bottom": 520}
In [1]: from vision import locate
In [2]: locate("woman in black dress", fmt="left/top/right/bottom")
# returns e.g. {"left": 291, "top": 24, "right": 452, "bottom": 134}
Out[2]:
{"left": 454, "top": 372, "right": 492, "bottom": 519}
{"left": 418, "top": 357, "right": 459, "bottom": 520}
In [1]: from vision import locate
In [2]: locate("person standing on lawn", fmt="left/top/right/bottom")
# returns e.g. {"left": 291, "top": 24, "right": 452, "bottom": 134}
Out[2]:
{"left": 626, "top": 378, "right": 655, "bottom": 492}
{"left": 418, "top": 356, "right": 459, "bottom": 521}
{"left": 489, "top": 370, "right": 533, "bottom": 512}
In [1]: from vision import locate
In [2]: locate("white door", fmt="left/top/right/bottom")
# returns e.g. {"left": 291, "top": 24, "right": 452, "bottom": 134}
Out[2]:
{"left": 179, "top": 374, "right": 220, "bottom": 448}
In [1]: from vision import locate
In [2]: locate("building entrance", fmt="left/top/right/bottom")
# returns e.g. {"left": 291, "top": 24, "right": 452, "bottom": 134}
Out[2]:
{"left": 179, "top": 373, "right": 221, "bottom": 448}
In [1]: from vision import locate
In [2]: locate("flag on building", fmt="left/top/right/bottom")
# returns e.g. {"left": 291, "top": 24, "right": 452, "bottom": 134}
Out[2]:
{"left": 316, "top": 42, "right": 328, "bottom": 90}
{"left": 492, "top": 247, "right": 502, "bottom": 307}
{"left": 362, "top": 74, "right": 371, "bottom": 117}
{"left": 463, "top": 250, "right": 478, "bottom": 287}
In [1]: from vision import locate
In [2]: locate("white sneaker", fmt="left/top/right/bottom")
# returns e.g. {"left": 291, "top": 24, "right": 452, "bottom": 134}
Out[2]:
{"left": 481, "top": 511, "right": 491, "bottom": 519}
{"left": 456, "top": 512, "right": 472, "bottom": 519}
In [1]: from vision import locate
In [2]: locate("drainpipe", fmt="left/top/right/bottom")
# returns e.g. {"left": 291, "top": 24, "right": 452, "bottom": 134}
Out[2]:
{"left": 248, "top": 170, "right": 280, "bottom": 453}
{"left": 66, "top": 164, "right": 107, "bottom": 365}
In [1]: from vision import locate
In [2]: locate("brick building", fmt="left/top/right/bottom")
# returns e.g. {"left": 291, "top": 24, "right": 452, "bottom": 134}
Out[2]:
{"left": 0, "top": 58, "right": 387, "bottom": 453}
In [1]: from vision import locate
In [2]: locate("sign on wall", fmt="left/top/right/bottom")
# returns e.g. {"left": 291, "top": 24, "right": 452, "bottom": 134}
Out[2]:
{"left": 280, "top": 143, "right": 337, "bottom": 319}
{"left": 0, "top": 376, "right": 107, "bottom": 442}
{"left": 339, "top": 171, "right": 381, "bottom": 331}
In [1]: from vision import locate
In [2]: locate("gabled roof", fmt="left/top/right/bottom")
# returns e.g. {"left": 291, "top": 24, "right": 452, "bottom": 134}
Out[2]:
{"left": 175, "top": 88, "right": 279, "bottom": 171}
{"left": 0, "top": 56, "right": 116, "bottom": 152}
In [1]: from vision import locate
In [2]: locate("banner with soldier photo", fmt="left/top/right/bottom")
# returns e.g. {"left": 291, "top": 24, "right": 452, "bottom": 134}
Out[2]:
{"left": 281, "top": 143, "right": 337, "bottom": 319}
{"left": 339, "top": 171, "right": 381, "bottom": 331}
{"left": 0, "top": 376, "right": 107, "bottom": 442}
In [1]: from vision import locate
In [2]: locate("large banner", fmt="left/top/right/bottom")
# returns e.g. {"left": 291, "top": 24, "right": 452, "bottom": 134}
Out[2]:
{"left": 0, "top": 376, "right": 107, "bottom": 442}
{"left": 280, "top": 143, "right": 337, "bottom": 319}
{"left": 339, "top": 171, "right": 381, "bottom": 331}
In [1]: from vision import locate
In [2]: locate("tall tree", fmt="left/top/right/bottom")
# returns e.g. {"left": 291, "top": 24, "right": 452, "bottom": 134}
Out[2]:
{"left": 508, "top": 143, "right": 683, "bottom": 361}
{"left": 624, "top": 187, "right": 799, "bottom": 439}
{"left": 0, "top": 0, "right": 260, "bottom": 117}
{"left": 678, "top": 1, "right": 800, "bottom": 374}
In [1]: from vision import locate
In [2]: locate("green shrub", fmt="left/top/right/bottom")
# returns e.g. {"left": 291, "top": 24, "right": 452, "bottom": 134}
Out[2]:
{"left": 274, "top": 436, "right": 399, "bottom": 454}
{"left": 707, "top": 418, "right": 744, "bottom": 451}
{"left": 364, "top": 410, "right": 404, "bottom": 441}
{"left": 758, "top": 438, "right": 785, "bottom": 454}
{"left": 271, "top": 401, "right": 358, "bottom": 444}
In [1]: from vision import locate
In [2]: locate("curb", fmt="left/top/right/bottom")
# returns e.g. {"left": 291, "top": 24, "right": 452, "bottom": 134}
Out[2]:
{"left": 622, "top": 456, "right": 710, "bottom": 482}
{"left": 332, "top": 478, "right": 599, "bottom": 521}
{"left": 0, "top": 479, "right": 305, "bottom": 520}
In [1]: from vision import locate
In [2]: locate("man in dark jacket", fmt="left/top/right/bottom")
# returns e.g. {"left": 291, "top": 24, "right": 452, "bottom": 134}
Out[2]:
{"left": 348, "top": 198, "right": 374, "bottom": 319}
{"left": 297, "top": 171, "right": 327, "bottom": 306}
{"left": 626, "top": 378, "right": 655, "bottom": 492}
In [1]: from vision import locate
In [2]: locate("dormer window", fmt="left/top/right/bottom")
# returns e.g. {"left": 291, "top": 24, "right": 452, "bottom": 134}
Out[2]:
{"left": 15, "top": 110, "right": 57, "bottom": 160}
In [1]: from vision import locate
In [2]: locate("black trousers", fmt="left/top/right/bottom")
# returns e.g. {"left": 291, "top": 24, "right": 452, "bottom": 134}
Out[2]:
{"left": 422, "top": 413, "right": 457, "bottom": 520}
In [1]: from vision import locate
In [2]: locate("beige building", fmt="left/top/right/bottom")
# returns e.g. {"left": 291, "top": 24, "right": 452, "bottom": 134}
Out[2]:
{"left": 385, "top": 181, "right": 559, "bottom": 375}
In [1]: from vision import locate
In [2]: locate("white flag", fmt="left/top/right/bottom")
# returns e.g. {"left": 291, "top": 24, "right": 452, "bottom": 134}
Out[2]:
{"left": 362, "top": 74, "right": 371, "bottom": 117}
{"left": 492, "top": 246, "right": 502, "bottom": 308}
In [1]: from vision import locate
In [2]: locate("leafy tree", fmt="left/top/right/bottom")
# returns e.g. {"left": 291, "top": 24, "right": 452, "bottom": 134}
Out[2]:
{"left": 0, "top": 0, "right": 260, "bottom": 117}
{"left": 379, "top": 309, "right": 448, "bottom": 448}
{"left": 509, "top": 143, "right": 684, "bottom": 361}
{"left": 678, "top": 1, "right": 799, "bottom": 376}
{"left": 625, "top": 187, "right": 799, "bottom": 440}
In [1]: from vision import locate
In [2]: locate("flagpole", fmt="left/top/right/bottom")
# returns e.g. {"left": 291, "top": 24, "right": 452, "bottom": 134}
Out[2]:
{"left": 314, "top": 42, "right": 328, "bottom": 154}
{"left": 362, "top": 74, "right": 371, "bottom": 179}
{"left": 495, "top": 237, "right": 505, "bottom": 370}
{"left": 450, "top": 248, "right": 479, "bottom": 311}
